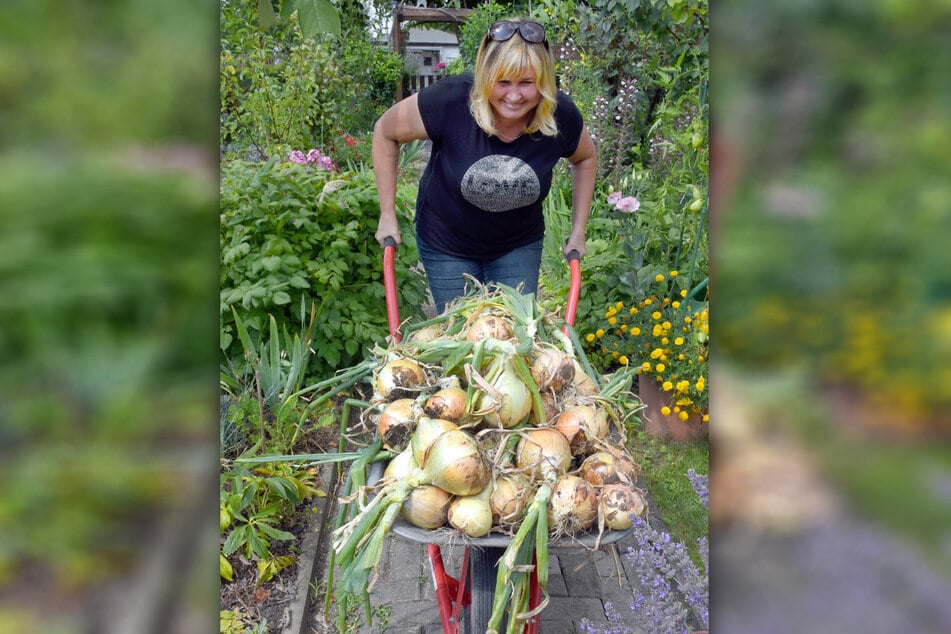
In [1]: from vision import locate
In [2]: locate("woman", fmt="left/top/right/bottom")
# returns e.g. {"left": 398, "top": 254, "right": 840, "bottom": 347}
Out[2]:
{"left": 372, "top": 18, "right": 597, "bottom": 313}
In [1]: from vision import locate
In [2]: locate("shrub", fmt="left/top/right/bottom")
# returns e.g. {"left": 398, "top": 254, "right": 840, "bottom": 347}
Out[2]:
{"left": 220, "top": 156, "right": 428, "bottom": 379}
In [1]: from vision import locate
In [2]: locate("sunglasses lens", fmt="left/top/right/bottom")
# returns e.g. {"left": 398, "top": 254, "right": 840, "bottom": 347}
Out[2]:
{"left": 489, "top": 21, "right": 517, "bottom": 41}
{"left": 520, "top": 22, "right": 546, "bottom": 43}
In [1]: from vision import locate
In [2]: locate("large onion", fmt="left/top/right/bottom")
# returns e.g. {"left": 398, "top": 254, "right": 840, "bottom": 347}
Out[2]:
{"left": 422, "top": 430, "right": 490, "bottom": 497}
{"left": 599, "top": 484, "right": 647, "bottom": 530}
{"left": 477, "top": 359, "right": 532, "bottom": 428}
{"left": 402, "top": 485, "right": 452, "bottom": 530}
{"left": 553, "top": 404, "right": 609, "bottom": 447}
{"left": 465, "top": 315, "right": 514, "bottom": 341}
{"left": 411, "top": 416, "right": 459, "bottom": 466}
{"left": 490, "top": 473, "right": 532, "bottom": 526}
{"left": 377, "top": 399, "right": 417, "bottom": 451}
{"left": 374, "top": 358, "right": 427, "bottom": 400}
{"left": 548, "top": 475, "right": 598, "bottom": 534}
{"left": 423, "top": 385, "right": 468, "bottom": 422}
{"left": 531, "top": 346, "right": 575, "bottom": 393}
{"left": 448, "top": 479, "right": 494, "bottom": 537}
{"left": 515, "top": 428, "right": 571, "bottom": 481}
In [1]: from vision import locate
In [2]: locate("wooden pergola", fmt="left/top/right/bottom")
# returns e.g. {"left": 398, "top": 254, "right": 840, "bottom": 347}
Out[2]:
{"left": 391, "top": 5, "right": 474, "bottom": 100}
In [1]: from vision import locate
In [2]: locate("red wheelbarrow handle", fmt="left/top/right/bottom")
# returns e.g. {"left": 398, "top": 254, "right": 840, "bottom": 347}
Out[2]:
{"left": 382, "top": 236, "right": 402, "bottom": 343}
{"left": 564, "top": 249, "right": 582, "bottom": 331}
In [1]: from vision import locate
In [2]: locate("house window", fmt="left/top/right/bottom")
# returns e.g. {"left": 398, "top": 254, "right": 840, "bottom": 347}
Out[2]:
{"left": 423, "top": 56, "right": 432, "bottom": 66}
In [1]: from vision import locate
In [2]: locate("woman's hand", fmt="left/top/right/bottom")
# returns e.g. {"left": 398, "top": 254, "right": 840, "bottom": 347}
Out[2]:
{"left": 375, "top": 214, "right": 401, "bottom": 248}
{"left": 563, "top": 234, "right": 586, "bottom": 259}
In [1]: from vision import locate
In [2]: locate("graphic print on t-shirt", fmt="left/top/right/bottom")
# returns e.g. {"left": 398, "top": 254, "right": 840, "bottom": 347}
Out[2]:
{"left": 460, "top": 155, "right": 541, "bottom": 212}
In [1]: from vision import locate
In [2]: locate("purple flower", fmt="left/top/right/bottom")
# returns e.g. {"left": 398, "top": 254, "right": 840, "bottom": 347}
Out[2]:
{"left": 306, "top": 148, "right": 322, "bottom": 164}
{"left": 607, "top": 191, "right": 622, "bottom": 206}
{"left": 288, "top": 150, "right": 307, "bottom": 164}
{"left": 615, "top": 196, "right": 640, "bottom": 213}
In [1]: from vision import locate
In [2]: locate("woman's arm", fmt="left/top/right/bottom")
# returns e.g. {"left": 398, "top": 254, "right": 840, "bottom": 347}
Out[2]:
{"left": 564, "top": 126, "right": 597, "bottom": 258}
{"left": 371, "top": 94, "right": 429, "bottom": 247}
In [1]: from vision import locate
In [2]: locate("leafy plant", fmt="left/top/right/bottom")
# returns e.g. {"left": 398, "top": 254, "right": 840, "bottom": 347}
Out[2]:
{"left": 220, "top": 157, "right": 428, "bottom": 380}
{"left": 219, "top": 463, "right": 323, "bottom": 585}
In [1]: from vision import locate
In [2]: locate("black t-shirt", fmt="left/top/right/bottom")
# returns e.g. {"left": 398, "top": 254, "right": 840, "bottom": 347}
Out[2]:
{"left": 415, "top": 74, "right": 584, "bottom": 259}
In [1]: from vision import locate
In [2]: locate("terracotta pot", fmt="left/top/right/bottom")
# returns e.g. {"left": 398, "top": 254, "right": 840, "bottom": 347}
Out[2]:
{"left": 638, "top": 377, "right": 708, "bottom": 442}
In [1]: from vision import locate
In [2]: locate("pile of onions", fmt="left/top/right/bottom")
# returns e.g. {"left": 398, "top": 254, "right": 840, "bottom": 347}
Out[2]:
{"left": 331, "top": 284, "right": 666, "bottom": 634}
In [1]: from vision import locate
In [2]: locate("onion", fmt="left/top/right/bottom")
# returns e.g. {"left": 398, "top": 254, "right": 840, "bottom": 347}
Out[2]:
{"left": 553, "top": 404, "right": 609, "bottom": 447}
{"left": 548, "top": 475, "right": 598, "bottom": 534}
{"left": 411, "top": 416, "right": 459, "bottom": 467}
{"left": 383, "top": 446, "right": 418, "bottom": 480}
{"left": 531, "top": 346, "right": 575, "bottom": 393}
{"left": 448, "top": 479, "right": 494, "bottom": 537}
{"left": 490, "top": 473, "right": 532, "bottom": 526}
{"left": 377, "top": 399, "right": 417, "bottom": 451}
{"left": 374, "top": 358, "right": 427, "bottom": 400}
{"left": 477, "top": 359, "right": 532, "bottom": 428}
{"left": 402, "top": 484, "right": 452, "bottom": 530}
{"left": 599, "top": 484, "right": 647, "bottom": 530}
{"left": 407, "top": 324, "right": 443, "bottom": 343}
{"left": 515, "top": 428, "right": 571, "bottom": 481}
{"left": 466, "top": 315, "right": 514, "bottom": 341}
{"left": 422, "top": 430, "right": 490, "bottom": 497}
{"left": 615, "top": 453, "right": 642, "bottom": 484}
{"left": 571, "top": 360, "right": 598, "bottom": 397}
{"left": 423, "top": 385, "right": 468, "bottom": 422}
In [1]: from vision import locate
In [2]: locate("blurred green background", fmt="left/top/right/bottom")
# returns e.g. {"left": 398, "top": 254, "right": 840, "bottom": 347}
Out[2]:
{"left": 2, "top": 0, "right": 950, "bottom": 631}
{"left": 0, "top": 1, "right": 219, "bottom": 631}
{"left": 711, "top": 0, "right": 951, "bottom": 631}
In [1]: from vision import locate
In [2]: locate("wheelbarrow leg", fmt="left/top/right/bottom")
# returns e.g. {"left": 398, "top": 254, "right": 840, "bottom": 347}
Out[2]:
{"left": 428, "top": 544, "right": 470, "bottom": 634}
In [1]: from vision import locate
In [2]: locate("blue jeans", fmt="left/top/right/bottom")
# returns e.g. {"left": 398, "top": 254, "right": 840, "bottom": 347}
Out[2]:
{"left": 416, "top": 233, "right": 544, "bottom": 314}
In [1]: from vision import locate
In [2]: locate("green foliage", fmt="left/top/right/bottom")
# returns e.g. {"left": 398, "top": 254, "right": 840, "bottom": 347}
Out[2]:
{"left": 221, "top": 24, "right": 345, "bottom": 158}
{"left": 456, "top": 2, "right": 513, "bottom": 72}
{"left": 220, "top": 462, "right": 323, "bottom": 584}
{"left": 221, "top": 0, "right": 404, "bottom": 157}
{"left": 220, "top": 158, "right": 428, "bottom": 380}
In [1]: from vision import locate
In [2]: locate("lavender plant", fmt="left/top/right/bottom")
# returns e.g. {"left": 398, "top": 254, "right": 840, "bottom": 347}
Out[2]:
{"left": 580, "top": 471, "right": 709, "bottom": 634}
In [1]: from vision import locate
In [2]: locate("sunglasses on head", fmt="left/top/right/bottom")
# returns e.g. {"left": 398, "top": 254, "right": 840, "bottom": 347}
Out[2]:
{"left": 487, "top": 20, "right": 548, "bottom": 46}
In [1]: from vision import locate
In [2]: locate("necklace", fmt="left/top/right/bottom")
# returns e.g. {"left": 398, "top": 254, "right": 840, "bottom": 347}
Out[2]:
{"left": 496, "top": 129, "right": 523, "bottom": 142}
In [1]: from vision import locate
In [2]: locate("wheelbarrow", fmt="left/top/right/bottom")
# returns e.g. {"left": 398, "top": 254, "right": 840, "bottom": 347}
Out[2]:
{"left": 378, "top": 236, "right": 630, "bottom": 633}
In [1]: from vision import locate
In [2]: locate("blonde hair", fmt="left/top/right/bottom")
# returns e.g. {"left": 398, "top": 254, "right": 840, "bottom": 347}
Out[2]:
{"left": 469, "top": 19, "right": 558, "bottom": 138}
